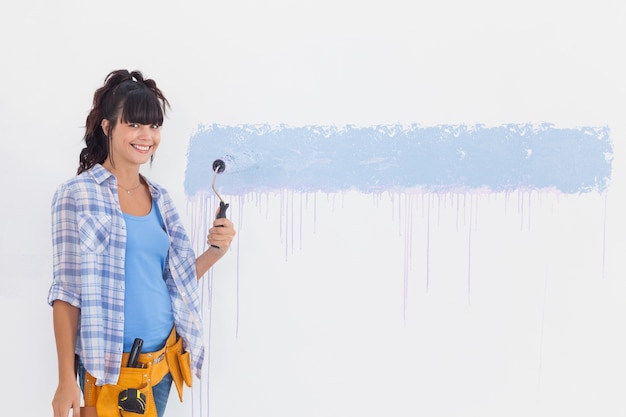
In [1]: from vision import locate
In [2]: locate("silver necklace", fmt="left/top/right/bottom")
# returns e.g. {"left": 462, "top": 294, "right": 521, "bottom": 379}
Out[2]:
{"left": 118, "top": 181, "right": 142, "bottom": 194}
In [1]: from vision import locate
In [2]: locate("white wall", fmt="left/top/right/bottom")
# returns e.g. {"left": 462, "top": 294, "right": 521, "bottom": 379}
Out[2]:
{"left": 1, "top": 1, "right": 625, "bottom": 416}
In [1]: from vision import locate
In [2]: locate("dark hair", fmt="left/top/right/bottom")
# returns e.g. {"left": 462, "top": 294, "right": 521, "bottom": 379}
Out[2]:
{"left": 77, "top": 69, "right": 170, "bottom": 175}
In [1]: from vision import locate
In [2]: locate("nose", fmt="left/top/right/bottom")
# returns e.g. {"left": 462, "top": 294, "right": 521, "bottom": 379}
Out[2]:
{"left": 138, "top": 124, "right": 156, "bottom": 137}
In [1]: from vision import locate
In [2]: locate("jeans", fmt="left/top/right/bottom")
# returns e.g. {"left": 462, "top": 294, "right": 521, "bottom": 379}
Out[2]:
{"left": 78, "top": 358, "right": 173, "bottom": 417}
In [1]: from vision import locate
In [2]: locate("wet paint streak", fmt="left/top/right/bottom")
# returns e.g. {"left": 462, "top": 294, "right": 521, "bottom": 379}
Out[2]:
{"left": 467, "top": 196, "right": 473, "bottom": 305}
{"left": 185, "top": 124, "right": 612, "bottom": 197}
{"left": 236, "top": 198, "right": 243, "bottom": 337}
{"left": 602, "top": 194, "right": 608, "bottom": 279}
{"left": 538, "top": 254, "right": 551, "bottom": 388}
{"left": 426, "top": 199, "right": 431, "bottom": 293}
{"left": 189, "top": 189, "right": 610, "bottom": 417}
{"left": 403, "top": 193, "right": 414, "bottom": 327}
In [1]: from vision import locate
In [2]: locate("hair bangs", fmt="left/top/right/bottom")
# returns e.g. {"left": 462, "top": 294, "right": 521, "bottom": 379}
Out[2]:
{"left": 119, "top": 88, "right": 164, "bottom": 126}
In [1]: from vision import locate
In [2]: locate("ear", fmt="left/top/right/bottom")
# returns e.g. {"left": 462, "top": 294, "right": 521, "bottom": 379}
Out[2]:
{"left": 101, "top": 119, "right": 110, "bottom": 135}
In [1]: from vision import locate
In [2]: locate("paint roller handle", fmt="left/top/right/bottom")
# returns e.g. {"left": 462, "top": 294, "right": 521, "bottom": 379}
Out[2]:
{"left": 210, "top": 201, "right": 230, "bottom": 249}
{"left": 216, "top": 201, "right": 229, "bottom": 220}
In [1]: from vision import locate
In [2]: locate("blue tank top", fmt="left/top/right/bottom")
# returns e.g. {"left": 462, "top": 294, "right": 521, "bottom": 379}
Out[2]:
{"left": 122, "top": 202, "right": 174, "bottom": 352}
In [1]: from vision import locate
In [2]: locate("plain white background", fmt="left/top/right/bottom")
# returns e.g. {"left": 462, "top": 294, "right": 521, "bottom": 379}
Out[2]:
{"left": 1, "top": 1, "right": 625, "bottom": 416}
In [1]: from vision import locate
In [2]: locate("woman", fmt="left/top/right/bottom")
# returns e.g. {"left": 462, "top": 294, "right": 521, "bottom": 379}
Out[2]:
{"left": 49, "top": 69, "right": 236, "bottom": 417}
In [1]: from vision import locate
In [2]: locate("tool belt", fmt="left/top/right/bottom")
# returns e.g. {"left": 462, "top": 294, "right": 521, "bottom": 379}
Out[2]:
{"left": 82, "top": 327, "right": 192, "bottom": 417}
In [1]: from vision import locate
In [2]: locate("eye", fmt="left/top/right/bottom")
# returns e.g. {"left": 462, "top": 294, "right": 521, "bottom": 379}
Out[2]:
{"left": 128, "top": 123, "right": 139, "bottom": 128}
{"left": 150, "top": 124, "right": 161, "bottom": 129}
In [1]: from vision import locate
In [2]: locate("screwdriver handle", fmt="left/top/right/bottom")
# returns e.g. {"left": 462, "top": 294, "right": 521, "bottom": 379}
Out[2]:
{"left": 127, "top": 338, "right": 143, "bottom": 368}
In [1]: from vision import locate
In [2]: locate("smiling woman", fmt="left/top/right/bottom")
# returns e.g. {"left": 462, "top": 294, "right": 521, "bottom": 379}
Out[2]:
{"left": 78, "top": 71, "right": 168, "bottom": 176}
{"left": 47, "top": 70, "right": 236, "bottom": 417}
{"left": 100, "top": 117, "right": 162, "bottom": 208}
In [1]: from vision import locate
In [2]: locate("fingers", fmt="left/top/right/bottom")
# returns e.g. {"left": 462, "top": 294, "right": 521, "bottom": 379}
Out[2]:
{"left": 207, "top": 219, "right": 236, "bottom": 250}
{"left": 52, "top": 381, "right": 82, "bottom": 417}
{"left": 212, "top": 218, "right": 236, "bottom": 235}
{"left": 52, "top": 402, "right": 78, "bottom": 417}
{"left": 212, "top": 216, "right": 233, "bottom": 228}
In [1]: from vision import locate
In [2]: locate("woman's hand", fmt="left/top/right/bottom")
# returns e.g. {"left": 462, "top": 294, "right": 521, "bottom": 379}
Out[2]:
{"left": 206, "top": 216, "right": 236, "bottom": 252}
{"left": 52, "top": 378, "right": 82, "bottom": 417}
{"left": 196, "top": 212, "right": 237, "bottom": 278}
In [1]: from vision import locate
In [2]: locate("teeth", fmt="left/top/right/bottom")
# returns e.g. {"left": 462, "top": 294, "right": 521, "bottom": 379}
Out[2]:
{"left": 133, "top": 145, "right": 150, "bottom": 151}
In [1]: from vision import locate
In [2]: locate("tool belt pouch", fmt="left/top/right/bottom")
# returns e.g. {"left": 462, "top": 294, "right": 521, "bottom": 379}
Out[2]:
{"left": 166, "top": 335, "right": 193, "bottom": 401}
{"left": 94, "top": 367, "right": 157, "bottom": 417}
{"left": 82, "top": 329, "right": 192, "bottom": 416}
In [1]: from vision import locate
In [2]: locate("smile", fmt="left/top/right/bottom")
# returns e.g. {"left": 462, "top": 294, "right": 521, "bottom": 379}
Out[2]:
{"left": 132, "top": 144, "right": 151, "bottom": 152}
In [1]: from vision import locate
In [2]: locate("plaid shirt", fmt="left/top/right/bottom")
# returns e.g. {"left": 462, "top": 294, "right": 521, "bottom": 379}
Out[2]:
{"left": 48, "top": 164, "right": 204, "bottom": 385}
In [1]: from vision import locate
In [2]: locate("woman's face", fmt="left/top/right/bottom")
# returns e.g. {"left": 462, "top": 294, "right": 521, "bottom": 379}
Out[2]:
{"left": 102, "top": 116, "right": 161, "bottom": 168}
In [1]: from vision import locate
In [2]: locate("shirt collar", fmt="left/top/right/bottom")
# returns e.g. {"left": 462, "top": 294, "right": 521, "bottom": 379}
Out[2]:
{"left": 88, "top": 163, "right": 162, "bottom": 199}
{"left": 88, "top": 163, "right": 114, "bottom": 185}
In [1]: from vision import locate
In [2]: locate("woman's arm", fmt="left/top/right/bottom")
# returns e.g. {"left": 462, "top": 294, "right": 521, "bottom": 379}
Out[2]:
{"left": 196, "top": 216, "right": 236, "bottom": 279}
{"left": 49, "top": 185, "right": 83, "bottom": 417}
{"left": 51, "top": 300, "right": 81, "bottom": 417}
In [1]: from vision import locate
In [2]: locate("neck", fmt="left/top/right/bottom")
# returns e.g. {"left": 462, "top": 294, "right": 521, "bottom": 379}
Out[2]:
{"left": 102, "top": 160, "right": 142, "bottom": 188}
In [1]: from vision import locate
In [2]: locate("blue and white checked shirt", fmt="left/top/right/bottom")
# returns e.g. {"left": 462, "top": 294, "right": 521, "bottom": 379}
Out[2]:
{"left": 48, "top": 164, "right": 204, "bottom": 385}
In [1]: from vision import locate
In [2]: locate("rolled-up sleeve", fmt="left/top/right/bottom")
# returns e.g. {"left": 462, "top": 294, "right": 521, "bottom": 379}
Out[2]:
{"left": 48, "top": 183, "right": 81, "bottom": 308}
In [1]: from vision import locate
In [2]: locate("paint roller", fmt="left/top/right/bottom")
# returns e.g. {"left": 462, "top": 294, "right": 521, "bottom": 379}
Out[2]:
{"left": 210, "top": 159, "right": 229, "bottom": 249}
{"left": 212, "top": 159, "right": 229, "bottom": 218}
{"left": 210, "top": 152, "right": 260, "bottom": 248}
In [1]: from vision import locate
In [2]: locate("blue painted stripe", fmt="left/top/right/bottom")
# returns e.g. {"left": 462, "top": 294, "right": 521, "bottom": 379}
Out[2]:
{"left": 184, "top": 124, "right": 612, "bottom": 196}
